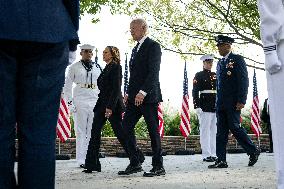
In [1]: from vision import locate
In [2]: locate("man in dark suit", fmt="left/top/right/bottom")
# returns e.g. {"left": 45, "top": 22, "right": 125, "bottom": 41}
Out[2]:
{"left": 208, "top": 35, "right": 260, "bottom": 169}
{"left": 0, "top": 1, "right": 79, "bottom": 188}
{"left": 118, "top": 18, "right": 165, "bottom": 177}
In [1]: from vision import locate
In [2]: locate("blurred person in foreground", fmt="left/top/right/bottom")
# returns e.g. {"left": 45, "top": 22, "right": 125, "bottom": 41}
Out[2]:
{"left": 258, "top": 0, "right": 284, "bottom": 188}
{"left": 0, "top": 1, "right": 79, "bottom": 188}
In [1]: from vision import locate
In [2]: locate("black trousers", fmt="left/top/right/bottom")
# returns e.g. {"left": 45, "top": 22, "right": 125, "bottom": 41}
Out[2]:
{"left": 267, "top": 123, "right": 273, "bottom": 152}
{"left": 122, "top": 102, "right": 163, "bottom": 167}
{"left": 216, "top": 108, "right": 257, "bottom": 161}
{"left": 0, "top": 40, "right": 68, "bottom": 189}
{"left": 85, "top": 103, "right": 127, "bottom": 170}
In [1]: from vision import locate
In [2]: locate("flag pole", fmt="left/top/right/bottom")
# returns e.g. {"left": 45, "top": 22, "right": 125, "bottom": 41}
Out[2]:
{"left": 58, "top": 138, "right": 61, "bottom": 155}
{"left": 95, "top": 48, "right": 98, "bottom": 64}
{"left": 184, "top": 137, "right": 187, "bottom": 151}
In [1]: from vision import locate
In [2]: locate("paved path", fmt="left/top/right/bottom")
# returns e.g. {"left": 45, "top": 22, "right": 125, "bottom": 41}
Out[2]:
{"left": 56, "top": 153, "right": 276, "bottom": 189}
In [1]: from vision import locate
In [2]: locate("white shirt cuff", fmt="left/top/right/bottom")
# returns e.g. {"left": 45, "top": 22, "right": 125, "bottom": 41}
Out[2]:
{"left": 139, "top": 90, "right": 147, "bottom": 96}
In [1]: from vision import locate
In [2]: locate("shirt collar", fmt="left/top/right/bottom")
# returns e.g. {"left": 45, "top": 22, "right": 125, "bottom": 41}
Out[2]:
{"left": 223, "top": 51, "right": 231, "bottom": 60}
{"left": 137, "top": 36, "right": 148, "bottom": 51}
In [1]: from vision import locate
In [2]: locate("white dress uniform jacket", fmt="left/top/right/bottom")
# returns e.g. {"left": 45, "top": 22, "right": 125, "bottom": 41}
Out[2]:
{"left": 258, "top": 1, "right": 284, "bottom": 188}
{"left": 63, "top": 61, "right": 101, "bottom": 166}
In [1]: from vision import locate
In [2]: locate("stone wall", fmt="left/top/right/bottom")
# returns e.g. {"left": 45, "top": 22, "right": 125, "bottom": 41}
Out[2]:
{"left": 56, "top": 134, "right": 271, "bottom": 158}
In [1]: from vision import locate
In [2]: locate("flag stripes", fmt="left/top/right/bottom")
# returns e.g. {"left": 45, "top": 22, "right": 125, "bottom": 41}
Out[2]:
{"left": 250, "top": 69, "right": 262, "bottom": 137}
{"left": 179, "top": 62, "right": 191, "bottom": 137}
{"left": 57, "top": 97, "right": 71, "bottom": 142}
{"left": 158, "top": 103, "right": 164, "bottom": 138}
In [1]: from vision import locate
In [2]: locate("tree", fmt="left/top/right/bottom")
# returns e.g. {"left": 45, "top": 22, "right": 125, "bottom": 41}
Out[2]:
{"left": 80, "top": 0, "right": 128, "bottom": 23}
{"left": 80, "top": 0, "right": 264, "bottom": 70}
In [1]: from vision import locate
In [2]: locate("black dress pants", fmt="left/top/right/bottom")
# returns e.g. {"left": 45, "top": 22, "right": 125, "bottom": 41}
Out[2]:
{"left": 122, "top": 102, "right": 163, "bottom": 167}
{"left": 85, "top": 104, "right": 127, "bottom": 170}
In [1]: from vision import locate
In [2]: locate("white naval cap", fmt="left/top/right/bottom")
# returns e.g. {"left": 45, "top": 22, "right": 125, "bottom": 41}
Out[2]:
{"left": 79, "top": 44, "right": 95, "bottom": 50}
{"left": 200, "top": 54, "right": 214, "bottom": 62}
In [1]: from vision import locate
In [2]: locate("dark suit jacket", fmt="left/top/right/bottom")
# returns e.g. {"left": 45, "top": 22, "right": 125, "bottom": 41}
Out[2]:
{"left": 95, "top": 62, "right": 124, "bottom": 113}
{"left": 216, "top": 52, "right": 249, "bottom": 110}
{"left": 128, "top": 37, "right": 163, "bottom": 103}
{"left": 0, "top": 0, "right": 79, "bottom": 50}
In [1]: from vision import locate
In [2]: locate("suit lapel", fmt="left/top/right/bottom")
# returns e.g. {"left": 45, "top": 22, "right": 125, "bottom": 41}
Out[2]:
{"left": 130, "top": 37, "right": 149, "bottom": 71}
{"left": 134, "top": 37, "right": 149, "bottom": 61}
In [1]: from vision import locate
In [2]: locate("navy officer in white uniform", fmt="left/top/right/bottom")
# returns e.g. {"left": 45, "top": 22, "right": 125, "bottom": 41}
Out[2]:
{"left": 63, "top": 44, "right": 101, "bottom": 168}
{"left": 258, "top": 0, "right": 284, "bottom": 188}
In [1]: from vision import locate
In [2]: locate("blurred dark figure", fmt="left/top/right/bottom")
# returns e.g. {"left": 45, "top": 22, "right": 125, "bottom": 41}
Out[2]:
{"left": 261, "top": 98, "right": 273, "bottom": 153}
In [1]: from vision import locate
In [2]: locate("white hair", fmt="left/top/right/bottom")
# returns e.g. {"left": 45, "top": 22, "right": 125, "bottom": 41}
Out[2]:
{"left": 131, "top": 18, "right": 148, "bottom": 33}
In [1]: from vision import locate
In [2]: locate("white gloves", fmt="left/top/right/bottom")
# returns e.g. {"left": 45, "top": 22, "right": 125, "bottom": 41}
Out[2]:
{"left": 196, "top": 108, "right": 202, "bottom": 117}
{"left": 67, "top": 101, "right": 77, "bottom": 113}
{"left": 69, "top": 51, "right": 76, "bottom": 65}
{"left": 264, "top": 50, "right": 282, "bottom": 74}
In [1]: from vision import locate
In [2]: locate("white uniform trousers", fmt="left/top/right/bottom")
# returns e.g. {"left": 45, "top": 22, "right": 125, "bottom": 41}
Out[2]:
{"left": 73, "top": 106, "right": 94, "bottom": 166}
{"left": 199, "top": 112, "right": 217, "bottom": 158}
{"left": 266, "top": 40, "right": 284, "bottom": 189}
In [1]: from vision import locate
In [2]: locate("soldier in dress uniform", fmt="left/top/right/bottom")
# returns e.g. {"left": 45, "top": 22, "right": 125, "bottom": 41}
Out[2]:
{"left": 258, "top": 1, "right": 284, "bottom": 188}
{"left": 63, "top": 44, "right": 102, "bottom": 168}
{"left": 192, "top": 54, "right": 217, "bottom": 162}
{"left": 208, "top": 35, "right": 260, "bottom": 169}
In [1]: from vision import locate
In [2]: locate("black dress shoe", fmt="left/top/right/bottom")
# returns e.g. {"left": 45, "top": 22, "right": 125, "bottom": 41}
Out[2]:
{"left": 203, "top": 157, "right": 215, "bottom": 162}
{"left": 83, "top": 163, "right": 101, "bottom": 172}
{"left": 82, "top": 169, "right": 93, "bottom": 173}
{"left": 80, "top": 164, "right": 85, "bottom": 169}
{"left": 208, "top": 161, "right": 228, "bottom": 169}
{"left": 248, "top": 149, "right": 260, "bottom": 166}
{"left": 143, "top": 166, "right": 166, "bottom": 177}
{"left": 118, "top": 164, "right": 143, "bottom": 175}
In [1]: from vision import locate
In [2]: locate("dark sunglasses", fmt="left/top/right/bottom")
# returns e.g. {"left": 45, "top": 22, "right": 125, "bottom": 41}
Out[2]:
{"left": 83, "top": 49, "right": 93, "bottom": 53}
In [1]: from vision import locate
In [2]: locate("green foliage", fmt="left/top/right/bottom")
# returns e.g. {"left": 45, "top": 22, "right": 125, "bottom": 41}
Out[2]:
{"left": 164, "top": 112, "right": 182, "bottom": 136}
{"left": 80, "top": 0, "right": 263, "bottom": 69}
{"left": 190, "top": 112, "right": 200, "bottom": 135}
{"left": 69, "top": 107, "right": 269, "bottom": 139}
{"left": 80, "top": 0, "right": 129, "bottom": 23}
{"left": 101, "top": 120, "right": 115, "bottom": 137}
{"left": 70, "top": 115, "right": 76, "bottom": 138}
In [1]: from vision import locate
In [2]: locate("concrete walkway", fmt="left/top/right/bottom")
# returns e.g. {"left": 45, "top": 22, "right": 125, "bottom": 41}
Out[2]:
{"left": 56, "top": 153, "right": 276, "bottom": 189}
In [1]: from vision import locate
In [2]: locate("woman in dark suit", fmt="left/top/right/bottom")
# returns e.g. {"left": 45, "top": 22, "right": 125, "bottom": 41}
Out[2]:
{"left": 83, "top": 46, "right": 126, "bottom": 173}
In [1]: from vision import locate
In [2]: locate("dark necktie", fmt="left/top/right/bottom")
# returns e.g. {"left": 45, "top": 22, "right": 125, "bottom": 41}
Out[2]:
{"left": 129, "top": 42, "right": 140, "bottom": 67}
{"left": 216, "top": 58, "right": 225, "bottom": 91}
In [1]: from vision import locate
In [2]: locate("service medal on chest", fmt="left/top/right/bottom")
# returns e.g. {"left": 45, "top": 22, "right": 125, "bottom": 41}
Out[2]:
{"left": 227, "top": 71, "right": 232, "bottom": 76}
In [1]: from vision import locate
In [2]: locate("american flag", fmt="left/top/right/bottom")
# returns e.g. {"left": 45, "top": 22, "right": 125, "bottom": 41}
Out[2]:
{"left": 57, "top": 97, "right": 71, "bottom": 142}
{"left": 158, "top": 103, "right": 164, "bottom": 138}
{"left": 250, "top": 69, "right": 262, "bottom": 137}
{"left": 179, "top": 61, "right": 191, "bottom": 137}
